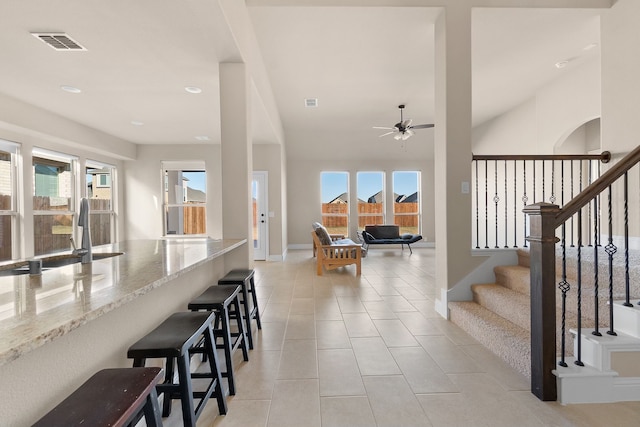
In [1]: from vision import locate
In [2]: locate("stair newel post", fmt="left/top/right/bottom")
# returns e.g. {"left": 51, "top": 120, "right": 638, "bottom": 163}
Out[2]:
{"left": 524, "top": 202, "right": 560, "bottom": 401}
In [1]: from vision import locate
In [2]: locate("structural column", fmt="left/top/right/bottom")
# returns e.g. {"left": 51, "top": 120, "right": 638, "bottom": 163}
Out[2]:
{"left": 220, "top": 62, "right": 253, "bottom": 268}
{"left": 433, "top": 5, "right": 483, "bottom": 317}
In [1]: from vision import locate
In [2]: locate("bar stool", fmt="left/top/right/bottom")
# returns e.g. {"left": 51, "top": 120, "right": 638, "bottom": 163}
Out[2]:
{"left": 188, "top": 285, "right": 249, "bottom": 396}
{"left": 33, "top": 367, "right": 164, "bottom": 427}
{"left": 218, "top": 269, "right": 262, "bottom": 349}
{"left": 127, "top": 312, "right": 227, "bottom": 427}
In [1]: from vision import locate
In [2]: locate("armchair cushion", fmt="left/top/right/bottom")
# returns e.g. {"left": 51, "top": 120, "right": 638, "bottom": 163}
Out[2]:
{"left": 314, "top": 225, "right": 332, "bottom": 246}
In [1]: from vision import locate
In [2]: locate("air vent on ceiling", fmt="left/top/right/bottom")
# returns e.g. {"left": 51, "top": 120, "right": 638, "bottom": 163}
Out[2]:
{"left": 31, "top": 33, "right": 87, "bottom": 51}
{"left": 305, "top": 98, "right": 318, "bottom": 108}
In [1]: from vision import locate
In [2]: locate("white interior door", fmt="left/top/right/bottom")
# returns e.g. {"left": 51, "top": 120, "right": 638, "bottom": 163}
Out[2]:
{"left": 252, "top": 171, "right": 268, "bottom": 261}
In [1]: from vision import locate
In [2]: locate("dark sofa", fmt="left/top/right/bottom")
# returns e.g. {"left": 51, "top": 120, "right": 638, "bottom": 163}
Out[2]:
{"left": 361, "top": 225, "right": 422, "bottom": 254}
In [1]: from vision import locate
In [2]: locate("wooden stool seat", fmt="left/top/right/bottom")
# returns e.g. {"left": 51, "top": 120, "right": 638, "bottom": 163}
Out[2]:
{"left": 33, "top": 367, "right": 163, "bottom": 427}
{"left": 218, "top": 268, "right": 262, "bottom": 349}
{"left": 188, "top": 285, "right": 249, "bottom": 396}
{"left": 127, "top": 312, "right": 226, "bottom": 427}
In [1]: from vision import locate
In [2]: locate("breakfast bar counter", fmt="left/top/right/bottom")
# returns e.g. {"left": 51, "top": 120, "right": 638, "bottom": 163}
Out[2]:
{"left": 0, "top": 238, "right": 245, "bottom": 366}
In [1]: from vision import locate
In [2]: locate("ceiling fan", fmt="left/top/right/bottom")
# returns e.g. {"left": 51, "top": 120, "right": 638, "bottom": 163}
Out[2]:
{"left": 373, "top": 104, "right": 434, "bottom": 141}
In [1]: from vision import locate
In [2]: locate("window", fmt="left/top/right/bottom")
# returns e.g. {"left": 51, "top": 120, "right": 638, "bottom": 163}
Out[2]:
{"left": 33, "top": 149, "right": 76, "bottom": 255}
{"left": 0, "top": 140, "right": 19, "bottom": 261}
{"left": 393, "top": 171, "right": 421, "bottom": 235}
{"left": 357, "top": 171, "right": 384, "bottom": 229}
{"left": 163, "top": 161, "right": 206, "bottom": 236}
{"left": 86, "top": 161, "right": 116, "bottom": 246}
{"left": 320, "top": 171, "right": 349, "bottom": 235}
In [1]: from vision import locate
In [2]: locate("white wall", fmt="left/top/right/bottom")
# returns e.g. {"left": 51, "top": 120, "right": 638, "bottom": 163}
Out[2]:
{"left": 473, "top": 58, "right": 601, "bottom": 154}
{"left": 123, "top": 144, "right": 223, "bottom": 240}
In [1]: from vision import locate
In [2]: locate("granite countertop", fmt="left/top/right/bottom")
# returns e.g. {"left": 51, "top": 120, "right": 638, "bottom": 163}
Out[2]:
{"left": 0, "top": 238, "right": 245, "bottom": 366}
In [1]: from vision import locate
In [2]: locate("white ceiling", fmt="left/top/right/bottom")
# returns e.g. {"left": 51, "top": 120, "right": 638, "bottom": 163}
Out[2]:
{"left": 0, "top": 1, "right": 602, "bottom": 150}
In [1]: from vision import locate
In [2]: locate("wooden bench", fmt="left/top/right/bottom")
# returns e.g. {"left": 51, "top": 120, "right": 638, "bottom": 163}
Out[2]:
{"left": 311, "top": 231, "right": 362, "bottom": 276}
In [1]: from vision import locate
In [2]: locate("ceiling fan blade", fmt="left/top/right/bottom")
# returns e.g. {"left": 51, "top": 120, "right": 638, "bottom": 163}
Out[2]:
{"left": 373, "top": 126, "right": 395, "bottom": 130}
{"left": 402, "top": 119, "right": 412, "bottom": 128}
{"left": 408, "top": 123, "right": 435, "bottom": 129}
{"left": 378, "top": 131, "right": 396, "bottom": 137}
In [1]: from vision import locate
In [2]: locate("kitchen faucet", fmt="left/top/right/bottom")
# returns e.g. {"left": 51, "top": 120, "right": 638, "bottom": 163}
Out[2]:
{"left": 72, "top": 198, "right": 92, "bottom": 264}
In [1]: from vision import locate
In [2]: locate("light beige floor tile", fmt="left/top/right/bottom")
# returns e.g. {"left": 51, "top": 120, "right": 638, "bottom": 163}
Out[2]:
{"left": 393, "top": 286, "right": 429, "bottom": 301}
{"left": 261, "top": 302, "right": 291, "bottom": 323}
{"left": 351, "top": 337, "right": 401, "bottom": 375}
{"left": 389, "top": 347, "right": 458, "bottom": 394}
{"left": 289, "top": 297, "right": 315, "bottom": 314}
{"left": 354, "top": 287, "right": 384, "bottom": 302}
{"left": 363, "top": 375, "right": 432, "bottom": 427}
{"left": 316, "top": 320, "right": 351, "bottom": 349}
{"left": 231, "top": 350, "right": 280, "bottom": 400}
{"left": 362, "top": 300, "right": 398, "bottom": 319}
{"left": 209, "top": 399, "right": 271, "bottom": 427}
{"left": 318, "top": 348, "right": 366, "bottom": 396}
{"left": 277, "top": 339, "right": 318, "bottom": 379}
{"left": 342, "top": 313, "right": 379, "bottom": 337}
{"left": 284, "top": 314, "right": 316, "bottom": 340}
{"left": 252, "top": 321, "right": 286, "bottom": 351}
{"left": 373, "top": 319, "right": 418, "bottom": 347}
{"left": 458, "top": 343, "right": 529, "bottom": 391}
{"left": 416, "top": 335, "right": 481, "bottom": 373}
{"left": 320, "top": 396, "right": 376, "bottom": 427}
{"left": 396, "top": 311, "right": 443, "bottom": 336}
{"left": 336, "top": 295, "right": 367, "bottom": 313}
{"left": 381, "top": 295, "right": 418, "bottom": 312}
{"left": 267, "top": 379, "right": 321, "bottom": 427}
{"left": 314, "top": 297, "right": 343, "bottom": 320}
{"left": 293, "top": 283, "right": 314, "bottom": 298}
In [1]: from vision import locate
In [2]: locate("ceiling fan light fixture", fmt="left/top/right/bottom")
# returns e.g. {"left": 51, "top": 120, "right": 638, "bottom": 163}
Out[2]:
{"left": 394, "top": 134, "right": 402, "bottom": 141}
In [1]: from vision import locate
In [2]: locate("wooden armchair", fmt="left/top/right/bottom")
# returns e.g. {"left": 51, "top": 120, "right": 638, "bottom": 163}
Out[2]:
{"left": 311, "top": 231, "right": 362, "bottom": 276}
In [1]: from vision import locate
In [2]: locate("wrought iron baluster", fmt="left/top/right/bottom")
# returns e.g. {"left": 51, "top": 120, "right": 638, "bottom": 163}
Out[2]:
{"left": 475, "top": 160, "right": 479, "bottom": 249}
{"left": 623, "top": 172, "right": 632, "bottom": 307}
{"left": 513, "top": 160, "right": 518, "bottom": 248}
{"left": 587, "top": 161, "right": 593, "bottom": 247}
{"left": 494, "top": 160, "right": 499, "bottom": 248}
{"left": 605, "top": 185, "right": 618, "bottom": 336}
{"left": 542, "top": 160, "right": 546, "bottom": 201}
{"left": 575, "top": 210, "right": 584, "bottom": 366}
{"left": 558, "top": 223, "right": 570, "bottom": 367}
{"left": 533, "top": 160, "right": 537, "bottom": 203}
{"left": 522, "top": 160, "right": 528, "bottom": 248}
{"left": 485, "top": 160, "right": 489, "bottom": 249}
{"left": 550, "top": 160, "right": 556, "bottom": 204}
{"left": 592, "top": 196, "right": 601, "bottom": 337}
{"left": 570, "top": 160, "right": 575, "bottom": 247}
{"left": 504, "top": 161, "right": 508, "bottom": 248}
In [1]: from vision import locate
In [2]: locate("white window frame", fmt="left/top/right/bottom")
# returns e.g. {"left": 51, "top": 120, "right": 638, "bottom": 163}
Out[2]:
{"left": 392, "top": 170, "right": 422, "bottom": 235}
{"left": 357, "top": 171, "right": 385, "bottom": 230}
{"left": 320, "top": 171, "right": 350, "bottom": 236}
{"left": 0, "top": 139, "right": 20, "bottom": 261}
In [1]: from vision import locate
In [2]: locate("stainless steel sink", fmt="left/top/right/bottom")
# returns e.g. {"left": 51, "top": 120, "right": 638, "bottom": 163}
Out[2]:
{"left": 0, "top": 252, "right": 123, "bottom": 276}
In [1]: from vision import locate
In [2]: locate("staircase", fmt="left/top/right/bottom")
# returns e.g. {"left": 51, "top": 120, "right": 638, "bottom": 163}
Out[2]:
{"left": 449, "top": 248, "right": 640, "bottom": 404}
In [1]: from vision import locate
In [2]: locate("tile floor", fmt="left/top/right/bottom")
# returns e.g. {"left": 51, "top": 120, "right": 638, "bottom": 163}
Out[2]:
{"left": 164, "top": 248, "right": 640, "bottom": 427}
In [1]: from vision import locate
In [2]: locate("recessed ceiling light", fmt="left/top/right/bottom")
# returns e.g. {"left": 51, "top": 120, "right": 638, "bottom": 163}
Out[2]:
{"left": 60, "top": 85, "right": 81, "bottom": 93}
{"left": 305, "top": 98, "right": 318, "bottom": 107}
{"left": 185, "top": 86, "right": 202, "bottom": 94}
{"left": 130, "top": 120, "right": 144, "bottom": 126}
{"left": 195, "top": 136, "right": 210, "bottom": 141}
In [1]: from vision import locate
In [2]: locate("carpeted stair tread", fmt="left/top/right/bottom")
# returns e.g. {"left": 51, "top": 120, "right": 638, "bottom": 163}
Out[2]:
{"left": 472, "top": 284, "right": 531, "bottom": 331}
{"left": 449, "top": 301, "right": 531, "bottom": 377}
{"left": 494, "top": 265, "right": 531, "bottom": 295}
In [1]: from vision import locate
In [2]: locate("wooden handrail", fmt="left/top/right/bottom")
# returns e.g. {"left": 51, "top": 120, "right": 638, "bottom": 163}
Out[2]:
{"left": 472, "top": 152, "right": 610, "bottom": 163}
{"left": 555, "top": 145, "right": 640, "bottom": 225}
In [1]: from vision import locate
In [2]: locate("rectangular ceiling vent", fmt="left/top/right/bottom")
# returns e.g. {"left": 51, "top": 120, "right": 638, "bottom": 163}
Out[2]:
{"left": 31, "top": 33, "right": 87, "bottom": 51}
{"left": 305, "top": 98, "right": 318, "bottom": 108}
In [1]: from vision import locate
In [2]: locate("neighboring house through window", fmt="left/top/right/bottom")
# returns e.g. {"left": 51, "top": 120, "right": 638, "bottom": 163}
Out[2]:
{"left": 86, "top": 161, "right": 116, "bottom": 246}
{"left": 321, "top": 171, "right": 349, "bottom": 235}
{"left": 162, "top": 161, "right": 206, "bottom": 236}
{"left": 33, "top": 149, "right": 76, "bottom": 256}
